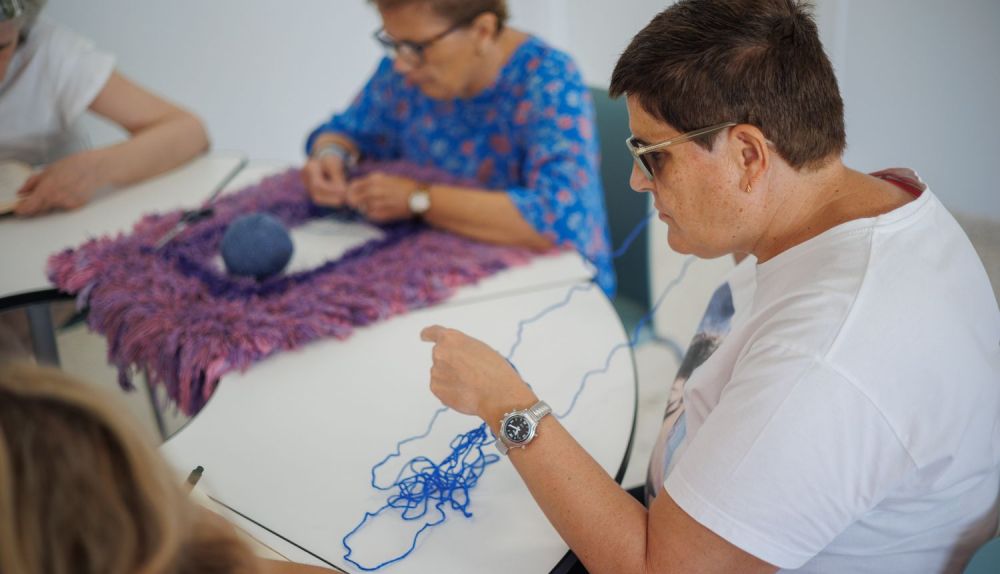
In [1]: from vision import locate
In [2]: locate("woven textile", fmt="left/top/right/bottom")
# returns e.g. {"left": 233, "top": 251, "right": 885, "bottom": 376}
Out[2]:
{"left": 48, "top": 163, "right": 542, "bottom": 414}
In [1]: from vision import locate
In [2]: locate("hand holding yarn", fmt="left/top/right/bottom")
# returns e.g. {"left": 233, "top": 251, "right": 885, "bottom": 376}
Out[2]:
{"left": 303, "top": 154, "right": 349, "bottom": 207}
{"left": 220, "top": 212, "right": 294, "bottom": 279}
{"left": 347, "top": 171, "right": 421, "bottom": 223}
{"left": 420, "top": 325, "right": 535, "bottom": 422}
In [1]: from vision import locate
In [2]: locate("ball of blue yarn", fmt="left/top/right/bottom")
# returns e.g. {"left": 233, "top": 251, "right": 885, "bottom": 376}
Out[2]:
{"left": 220, "top": 212, "right": 294, "bottom": 279}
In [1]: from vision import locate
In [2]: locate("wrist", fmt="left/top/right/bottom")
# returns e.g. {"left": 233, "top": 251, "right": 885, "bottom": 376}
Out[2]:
{"left": 482, "top": 384, "right": 538, "bottom": 435}
{"left": 407, "top": 183, "right": 432, "bottom": 216}
{"left": 311, "top": 139, "right": 359, "bottom": 168}
{"left": 494, "top": 398, "right": 552, "bottom": 456}
{"left": 85, "top": 148, "right": 115, "bottom": 188}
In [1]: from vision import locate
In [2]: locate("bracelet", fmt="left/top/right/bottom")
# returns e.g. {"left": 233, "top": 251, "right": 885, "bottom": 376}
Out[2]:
{"left": 311, "top": 142, "right": 358, "bottom": 168}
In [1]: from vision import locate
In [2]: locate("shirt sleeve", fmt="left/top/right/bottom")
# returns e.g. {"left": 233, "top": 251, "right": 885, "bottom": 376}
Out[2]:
{"left": 304, "top": 57, "right": 401, "bottom": 160}
{"left": 506, "top": 52, "right": 607, "bottom": 258}
{"left": 664, "top": 342, "right": 916, "bottom": 569}
{"left": 46, "top": 22, "right": 115, "bottom": 129}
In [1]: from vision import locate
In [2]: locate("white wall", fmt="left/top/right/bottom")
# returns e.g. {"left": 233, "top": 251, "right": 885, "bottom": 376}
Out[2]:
{"left": 549, "top": 0, "right": 1000, "bottom": 220}
{"left": 47, "top": 0, "right": 384, "bottom": 162}
{"left": 563, "top": 0, "right": 670, "bottom": 87}
{"left": 42, "top": 0, "right": 1000, "bottom": 349}
{"left": 46, "top": 0, "right": 586, "bottom": 163}
{"left": 543, "top": 0, "right": 1000, "bottom": 344}
{"left": 835, "top": 0, "right": 1000, "bottom": 218}
{"left": 46, "top": 0, "right": 1000, "bottom": 219}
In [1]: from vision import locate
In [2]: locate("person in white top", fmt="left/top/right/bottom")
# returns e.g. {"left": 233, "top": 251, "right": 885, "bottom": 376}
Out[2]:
{"left": 418, "top": 0, "right": 1000, "bottom": 572}
{"left": 0, "top": 0, "right": 208, "bottom": 216}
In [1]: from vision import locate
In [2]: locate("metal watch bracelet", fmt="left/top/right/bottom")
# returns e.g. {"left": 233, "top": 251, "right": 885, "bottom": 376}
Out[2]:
{"left": 495, "top": 400, "right": 551, "bottom": 456}
{"left": 311, "top": 141, "right": 358, "bottom": 169}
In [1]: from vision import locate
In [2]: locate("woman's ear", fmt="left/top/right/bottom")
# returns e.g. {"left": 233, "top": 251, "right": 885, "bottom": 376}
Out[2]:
{"left": 730, "top": 125, "right": 770, "bottom": 192}
{"left": 472, "top": 12, "right": 500, "bottom": 46}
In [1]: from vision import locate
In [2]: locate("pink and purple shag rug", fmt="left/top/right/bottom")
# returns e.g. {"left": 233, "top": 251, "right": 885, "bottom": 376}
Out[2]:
{"left": 47, "top": 163, "right": 544, "bottom": 415}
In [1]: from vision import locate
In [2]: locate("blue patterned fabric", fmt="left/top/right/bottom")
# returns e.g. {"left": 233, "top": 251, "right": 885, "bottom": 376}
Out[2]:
{"left": 306, "top": 36, "right": 615, "bottom": 295}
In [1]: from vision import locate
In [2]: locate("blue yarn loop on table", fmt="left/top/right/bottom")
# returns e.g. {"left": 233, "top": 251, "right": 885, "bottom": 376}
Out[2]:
{"left": 342, "top": 212, "right": 698, "bottom": 570}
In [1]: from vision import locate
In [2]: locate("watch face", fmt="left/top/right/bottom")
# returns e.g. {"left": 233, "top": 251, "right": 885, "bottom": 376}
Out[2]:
{"left": 409, "top": 190, "right": 430, "bottom": 214}
{"left": 503, "top": 414, "right": 532, "bottom": 444}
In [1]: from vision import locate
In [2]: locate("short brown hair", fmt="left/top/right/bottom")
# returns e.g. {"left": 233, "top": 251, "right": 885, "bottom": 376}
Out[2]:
{"left": 0, "top": 362, "right": 258, "bottom": 574}
{"left": 371, "top": 0, "right": 508, "bottom": 31}
{"left": 610, "top": 0, "right": 845, "bottom": 169}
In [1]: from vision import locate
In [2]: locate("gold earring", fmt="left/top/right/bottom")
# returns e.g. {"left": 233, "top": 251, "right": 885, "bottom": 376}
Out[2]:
{"left": 745, "top": 183, "right": 752, "bottom": 194}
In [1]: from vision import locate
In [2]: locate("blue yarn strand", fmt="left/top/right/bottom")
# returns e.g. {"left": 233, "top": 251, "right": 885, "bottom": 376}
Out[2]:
{"left": 342, "top": 282, "right": 591, "bottom": 570}
{"left": 611, "top": 210, "right": 654, "bottom": 259}
{"left": 506, "top": 281, "right": 596, "bottom": 359}
{"left": 368, "top": 406, "right": 449, "bottom": 491}
{"left": 342, "top": 211, "right": 689, "bottom": 571}
{"left": 557, "top": 254, "right": 695, "bottom": 418}
{"left": 364, "top": 281, "right": 596, "bottom": 491}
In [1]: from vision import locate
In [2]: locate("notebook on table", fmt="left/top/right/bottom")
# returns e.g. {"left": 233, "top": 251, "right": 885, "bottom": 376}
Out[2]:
{"left": 0, "top": 160, "right": 32, "bottom": 214}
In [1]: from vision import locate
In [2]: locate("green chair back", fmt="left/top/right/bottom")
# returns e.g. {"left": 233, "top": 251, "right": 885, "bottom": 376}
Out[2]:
{"left": 965, "top": 537, "right": 1000, "bottom": 573}
{"left": 589, "top": 86, "right": 649, "bottom": 312}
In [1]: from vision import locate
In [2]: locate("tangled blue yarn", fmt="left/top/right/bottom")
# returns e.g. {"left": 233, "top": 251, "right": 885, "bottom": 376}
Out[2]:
{"left": 342, "top": 424, "right": 498, "bottom": 571}
{"left": 342, "top": 212, "right": 698, "bottom": 571}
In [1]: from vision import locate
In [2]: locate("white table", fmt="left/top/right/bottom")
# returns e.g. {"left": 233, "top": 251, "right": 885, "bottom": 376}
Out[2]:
{"left": 158, "top": 164, "right": 637, "bottom": 573}
{"left": 0, "top": 156, "right": 634, "bottom": 572}
{"left": 0, "top": 153, "right": 246, "bottom": 364}
{"left": 162, "top": 282, "right": 635, "bottom": 574}
{"left": 0, "top": 153, "right": 246, "bottom": 303}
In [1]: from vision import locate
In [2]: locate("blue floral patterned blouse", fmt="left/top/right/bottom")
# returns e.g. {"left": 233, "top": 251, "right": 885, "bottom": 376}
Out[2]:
{"left": 306, "top": 36, "right": 615, "bottom": 295}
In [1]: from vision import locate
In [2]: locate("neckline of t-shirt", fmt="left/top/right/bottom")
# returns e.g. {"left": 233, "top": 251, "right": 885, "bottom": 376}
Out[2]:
{"left": 755, "top": 171, "right": 934, "bottom": 278}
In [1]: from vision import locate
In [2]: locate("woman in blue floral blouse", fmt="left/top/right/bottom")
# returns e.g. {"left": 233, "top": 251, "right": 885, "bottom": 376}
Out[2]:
{"left": 304, "top": 0, "right": 615, "bottom": 295}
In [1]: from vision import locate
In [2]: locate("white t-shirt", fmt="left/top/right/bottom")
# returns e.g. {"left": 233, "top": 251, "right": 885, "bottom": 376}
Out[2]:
{"left": 646, "top": 256, "right": 756, "bottom": 500}
{"left": 659, "top": 169, "right": 1000, "bottom": 573}
{"left": 0, "top": 18, "right": 115, "bottom": 165}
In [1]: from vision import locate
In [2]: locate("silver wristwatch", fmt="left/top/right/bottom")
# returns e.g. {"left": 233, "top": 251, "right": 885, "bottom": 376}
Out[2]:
{"left": 311, "top": 141, "right": 358, "bottom": 170}
{"left": 495, "top": 400, "right": 551, "bottom": 455}
{"left": 408, "top": 186, "right": 431, "bottom": 215}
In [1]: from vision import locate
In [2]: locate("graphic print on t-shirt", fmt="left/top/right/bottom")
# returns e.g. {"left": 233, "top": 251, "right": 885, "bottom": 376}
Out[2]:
{"left": 646, "top": 281, "right": 736, "bottom": 503}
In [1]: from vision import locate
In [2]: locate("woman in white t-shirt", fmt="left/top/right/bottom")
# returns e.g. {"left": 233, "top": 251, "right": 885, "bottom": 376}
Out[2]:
{"left": 417, "top": 0, "right": 1000, "bottom": 573}
{"left": 0, "top": 0, "right": 208, "bottom": 216}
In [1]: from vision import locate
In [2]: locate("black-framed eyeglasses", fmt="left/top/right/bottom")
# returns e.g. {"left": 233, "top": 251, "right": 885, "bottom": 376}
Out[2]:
{"left": 373, "top": 12, "right": 484, "bottom": 66}
{"left": 0, "top": 0, "right": 25, "bottom": 22}
{"left": 626, "top": 121, "right": 737, "bottom": 180}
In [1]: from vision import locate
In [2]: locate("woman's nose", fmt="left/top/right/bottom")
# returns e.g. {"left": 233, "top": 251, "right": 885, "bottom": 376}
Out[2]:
{"left": 628, "top": 162, "right": 652, "bottom": 193}
{"left": 393, "top": 56, "right": 416, "bottom": 76}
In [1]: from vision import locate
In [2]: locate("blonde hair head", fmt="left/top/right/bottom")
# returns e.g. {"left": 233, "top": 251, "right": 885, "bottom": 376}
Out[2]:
{"left": 0, "top": 362, "right": 257, "bottom": 574}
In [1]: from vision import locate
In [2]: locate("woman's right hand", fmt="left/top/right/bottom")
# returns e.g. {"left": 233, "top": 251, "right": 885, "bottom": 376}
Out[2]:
{"left": 301, "top": 154, "right": 348, "bottom": 207}
{"left": 420, "top": 325, "right": 535, "bottom": 424}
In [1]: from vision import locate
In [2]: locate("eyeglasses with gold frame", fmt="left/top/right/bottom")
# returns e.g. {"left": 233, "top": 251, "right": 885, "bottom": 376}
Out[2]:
{"left": 626, "top": 121, "right": 737, "bottom": 180}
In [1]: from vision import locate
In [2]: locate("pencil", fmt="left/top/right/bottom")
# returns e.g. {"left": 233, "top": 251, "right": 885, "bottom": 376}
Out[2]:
{"left": 186, "top": 465, "right": 204, "bottom": 491}
{"left": 183, "top": 466, "right": 297, "bottom": 563}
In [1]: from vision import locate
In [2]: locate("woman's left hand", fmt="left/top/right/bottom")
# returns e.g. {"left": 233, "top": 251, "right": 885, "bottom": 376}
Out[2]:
{"left": 346, "top": 171, "right": 419, "bottom": 223}
{"left": 15, "top": 151, "right": 106, "bottom": 216}
{"left": 420, "top": 325, "right": 536, "bottom": 421}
